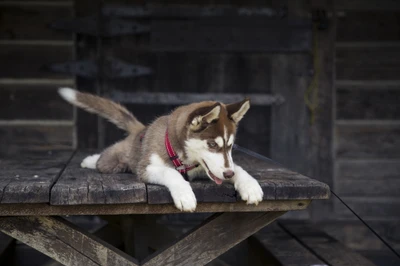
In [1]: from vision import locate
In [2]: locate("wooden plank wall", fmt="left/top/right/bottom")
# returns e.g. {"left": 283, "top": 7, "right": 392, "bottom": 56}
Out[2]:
{"left": 0, "top": 1, "right": 76, "bottom": 156}
{"left": 98, "top": 0, "right": 288, "bottom": 156}
{"left": 334, "top": 0, "right": 400, "bottom": 220}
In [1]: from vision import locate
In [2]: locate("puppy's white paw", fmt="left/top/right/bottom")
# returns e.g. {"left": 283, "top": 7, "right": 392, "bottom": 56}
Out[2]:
{"left": 170, "top": 183, "right": 197, "bottom": 212}
{"left": 236, "top": 179, "right": 264, "bottom": 205}
{"left": 81, "top": 154, "right": 100, "bottom": 169}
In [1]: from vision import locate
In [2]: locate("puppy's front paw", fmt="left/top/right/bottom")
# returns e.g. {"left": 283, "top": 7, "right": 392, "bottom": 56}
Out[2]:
{"left": 170, "top": 183, "right": 197, "bottom": 212}
{"left": 236, "top": 179, "right": 264, "bottom": 205}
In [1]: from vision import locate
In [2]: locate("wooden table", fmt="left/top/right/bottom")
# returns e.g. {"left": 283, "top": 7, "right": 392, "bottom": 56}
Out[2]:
{"left": 0, "top": 149, "right": 330, "bottom": 266}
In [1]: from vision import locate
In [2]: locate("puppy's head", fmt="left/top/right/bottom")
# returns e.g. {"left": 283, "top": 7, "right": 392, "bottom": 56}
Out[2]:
{"left": 184, "top": 99, "right": 250, "bottom": 184}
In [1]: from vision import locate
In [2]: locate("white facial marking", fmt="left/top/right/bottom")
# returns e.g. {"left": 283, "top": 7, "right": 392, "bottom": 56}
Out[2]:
{"left": 215, "top": 137, "right": 223, "bottom": 148}
{"left": 228, "top": 134, "right": 234, "bottom": 146}
{"left": 223, "top": 125, "right": 228, "bottom": 144}
{"left": 185, "top": 138, "right": 226, "bottom": 180}
{"left": 81, "top": 154, "right": 100, "bottom": 169}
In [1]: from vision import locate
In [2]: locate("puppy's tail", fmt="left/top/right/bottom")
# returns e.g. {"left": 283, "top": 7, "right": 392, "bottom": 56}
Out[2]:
{"left": 58, "top": 87, "right": 144, "bottom": 134}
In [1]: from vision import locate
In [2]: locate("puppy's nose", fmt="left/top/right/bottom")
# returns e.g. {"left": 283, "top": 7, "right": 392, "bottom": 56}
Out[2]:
{"left": 223, "top": 170, "right": 235, "bottom": 179}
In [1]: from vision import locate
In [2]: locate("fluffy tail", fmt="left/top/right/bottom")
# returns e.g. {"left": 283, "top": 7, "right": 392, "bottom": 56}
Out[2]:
{"left": 58, "top": 87, "right": 144, "bottom": 134}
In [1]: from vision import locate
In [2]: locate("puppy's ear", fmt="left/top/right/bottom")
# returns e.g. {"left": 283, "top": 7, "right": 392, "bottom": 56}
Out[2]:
{"left": 226, "top": 98, "right": 250, "bottom": 123}
{"left": 189, "top": 103, "right": 221, "bottom": 131}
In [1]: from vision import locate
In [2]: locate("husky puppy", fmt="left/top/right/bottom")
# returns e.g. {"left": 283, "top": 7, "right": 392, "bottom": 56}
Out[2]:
{"left": 58, "top": 88, "right": 263, "bottom": 212}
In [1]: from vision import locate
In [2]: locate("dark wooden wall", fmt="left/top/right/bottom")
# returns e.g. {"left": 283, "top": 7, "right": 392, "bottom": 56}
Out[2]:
{"left": 0, "top": 0, "right": 76, "bottom": 156}
{"left": 73, "top": 0, "right": 310, "bottom": 158}
{"left": 333, "top": 0, "right": 400, "bottom": 221}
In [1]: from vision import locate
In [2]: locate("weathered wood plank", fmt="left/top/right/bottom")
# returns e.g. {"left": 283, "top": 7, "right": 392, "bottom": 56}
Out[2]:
{"left": 336, "top": 123, "right": 400, "bottom": 158}
{"left": 0, "top": 4, "right": 73, "bottom": 40}
{"left": 337, "top": 12, "right": 400, "bottom": 42}
{"left": 147, "top": 181, "right": 237, "bottom": 204}
{"left": 306, "top": 0, "right": 336, "bottom": 221}
{"left": 50, "top": 151, "right": 147, "bottom": 205}
{"left": 251, "top": 223, "right": 324, "bottom": 266}
{"left": 0, "top": 125, "right": 74, "bottom": 155}
{"left": 142, "top": 211, "right": 285, "bottom": 266}
{"left": 336, "top": 159, "right": 400, "bottom": 196}
{"left": 0, "top": 85, "right": 73, "bottom": 119}
{"left": 110, "top": 91, "right": 282, "bottom": 106}
{"left": 318, "top": 220, "right": 400, "bottom": 252}
{"left": 336, "top": 47, "right": 400, "bottom": 80}
{"left": 280, "top": 221, "right": 377, "bottom": 266}
{"left": 337, "top": 88, "right": 400, "bottom": 119}
{"left": 335, "top": 0, "right": 400, "bottom": 11}
{"left": 151, "top": 18, "right": 311, "bottom": 52}
{"left": 0, "top": 200, "right": 310, "bottom": 216}
{"left": 270, "top": 53, "right": 312, "bottom": 176}
{"left": 335, "top": 197, "right": 400, "bottom": 219}
{"left": 0, "top": 216, "right": 138, "bottom": 266}
{"left": 147, "top": 150, "right": 330, "bottom": 204}
{"left": 0, "top": 45, "right": 72, "bottom": 78}
{"left": 0, "top": 151, "right": 72, "bottom": 203}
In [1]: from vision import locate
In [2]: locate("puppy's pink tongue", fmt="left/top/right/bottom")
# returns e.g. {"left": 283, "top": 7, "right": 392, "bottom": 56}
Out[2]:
{"left": 209, "top": 172, "right": 223, "bottom": 185}
{"left": 214, "top": 178, "right": 223, "bottom": 185}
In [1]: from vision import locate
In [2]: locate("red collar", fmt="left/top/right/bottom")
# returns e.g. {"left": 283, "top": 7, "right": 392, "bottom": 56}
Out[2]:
{"left": 165, "top": 129, "right": 199, "bottom": 181}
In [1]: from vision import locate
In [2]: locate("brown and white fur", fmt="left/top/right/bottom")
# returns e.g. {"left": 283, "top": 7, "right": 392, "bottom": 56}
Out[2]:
{"left": 58, "top": 88, "right": 263, "bottom": 212}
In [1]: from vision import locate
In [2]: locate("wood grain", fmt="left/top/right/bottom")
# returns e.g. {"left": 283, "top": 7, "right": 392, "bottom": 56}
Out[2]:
{"left": 147, "top": 181, "right": 237, "bottom": 204}
{"left": 251, "top": 223, "right": 324, "bottom": 266}
{"left": 0, "top": 4, "right": 73, "bottom": 40}
{"left": 147, "top": 150, "right": 330, "bottom": 204}
{"left": 335, "top": 197, "right": 400, "bottom": 219}
{"left": 270, "top": 53, "right": 312, "bottom": 176}
{"left": 337, "top": 88, "right": 400, "bottom": 120}
{"left": 337, "top": 12, "right": 400, "bottom": 42}
{"left": 279, "top": 221, "right": 377, "bottom": 266}
{"left": 0, "top": 216, "right": 138, "bottom": 266}
{"left": 0, "top": 125, "right": 74, "bottom": 155}
{"left": 0, "top": 151, "right": 72, "bottom": 203}
{"left": 336, "top": 47, "right": 400, "bottom": 80}
{"left": 50, "top": 151, "right": 147, "bottom": 205}
{"left": 0, "top": 45, "right": 72, "bottom": 78}
{"left": 335, "top": 0, "right": 400, "bottom": 11}
{"left": 336, "top": 159, "right": 400, "bottom": 196}
{"left": 318, "top": 220, "right": 400, "bottom": 252}
{"left": 336, "top": 123, "right": 400, "bottom": 159}
{"left": 0, "top": 85, "right": 73, "bottom": 119}
{"left": 151, "top": 18, "right": 311, "bottom": 52}
{"left": 142, "top": 211, "right": 285, "bottom": 266}
{"left": 0, "top": 200, "right": 310, "bottom": 216}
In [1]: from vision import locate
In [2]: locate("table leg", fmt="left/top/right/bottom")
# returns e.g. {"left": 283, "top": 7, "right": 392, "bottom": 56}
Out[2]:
{"left": 0, "top": 216, "right": 139, "bottom": 266}
{"left": 142, "top": 211, "right": 286, "bottom": 266}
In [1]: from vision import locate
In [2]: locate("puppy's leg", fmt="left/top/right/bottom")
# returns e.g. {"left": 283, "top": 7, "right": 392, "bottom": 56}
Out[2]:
{"left": 96, "top": 140, "right": 131, "bottom": 173}
{"left": 230, "top": 164, "right": 264, "bottom": 205}
{"left": 82, "top": 138, "right": 131, "bottom": 174}
{"left": 144, "top": 154, "right": 197, "bottom": 212}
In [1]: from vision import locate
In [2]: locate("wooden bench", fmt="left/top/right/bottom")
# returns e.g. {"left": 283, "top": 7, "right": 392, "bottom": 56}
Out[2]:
{"left": 251, "top": 221, "right": 377, "bottom": 266}
{"left": 0, "top": 149, "right": 330, "bottom": 266}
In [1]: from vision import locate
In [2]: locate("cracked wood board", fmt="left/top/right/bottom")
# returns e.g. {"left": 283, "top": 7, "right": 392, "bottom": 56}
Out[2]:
{"left": 148, "top": 150, "right": 330, "bottom": 204}
{"left": 0, "top": 216, "right": 138, "bottom": 266}
{"left": 50, "top": 151, "right": 146, "bottom": 205}
{"left": 0, "top": 151, "right": 72, "bottom": 203}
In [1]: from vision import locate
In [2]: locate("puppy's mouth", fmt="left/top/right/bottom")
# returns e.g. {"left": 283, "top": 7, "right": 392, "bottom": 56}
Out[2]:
{"left": 202, "top": 161, "right": 223, "bottom": 185}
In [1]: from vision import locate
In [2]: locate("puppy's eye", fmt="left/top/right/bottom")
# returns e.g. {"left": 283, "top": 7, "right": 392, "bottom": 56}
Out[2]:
{"left": 208, "top": 141, "right": 217, "bottom": 148}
